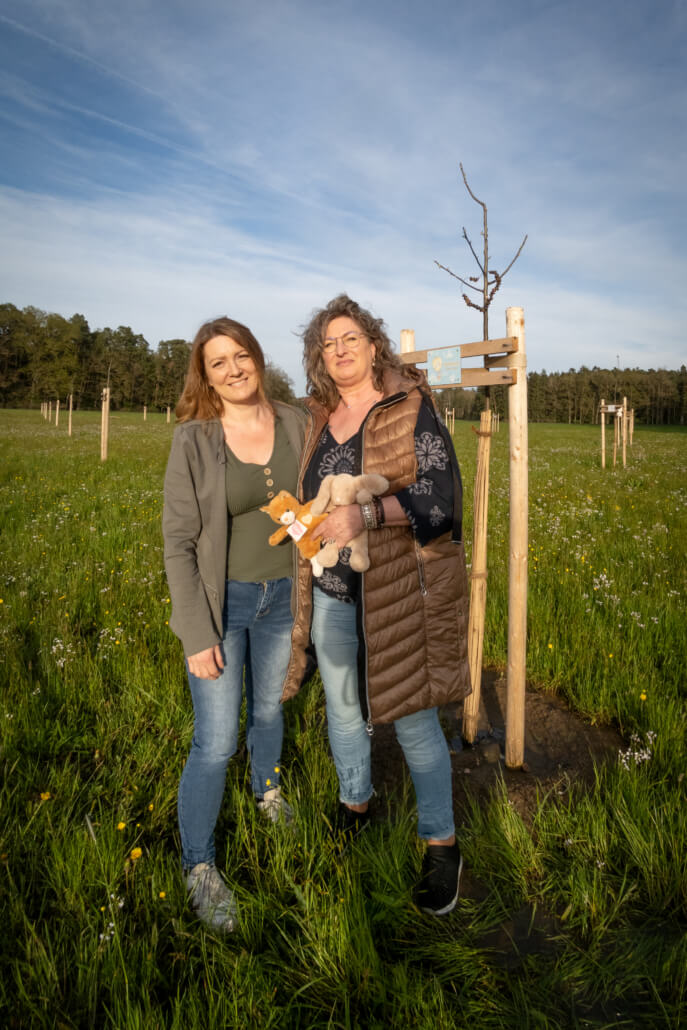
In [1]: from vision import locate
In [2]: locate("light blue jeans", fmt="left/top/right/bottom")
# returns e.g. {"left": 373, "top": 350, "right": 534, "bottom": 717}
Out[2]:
{"left": 178, "top": 577, "right": 292, "bottom": 869}
{"left": 311, "top": 587, "right": 455, "bottom": 841}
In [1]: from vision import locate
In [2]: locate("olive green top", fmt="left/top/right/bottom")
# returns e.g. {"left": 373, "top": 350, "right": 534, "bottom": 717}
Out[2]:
{"left": 225, "top": 416, "right": 299, "bottom": 582}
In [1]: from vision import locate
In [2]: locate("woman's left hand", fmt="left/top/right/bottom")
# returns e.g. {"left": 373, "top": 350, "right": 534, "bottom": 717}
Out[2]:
{"left": 312, "top": 504, "right": 364, "bottom": 549}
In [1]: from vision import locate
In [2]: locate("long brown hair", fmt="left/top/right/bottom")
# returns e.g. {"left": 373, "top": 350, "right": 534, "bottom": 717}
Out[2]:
{"left": 175, "top": 317, "right": 267, "bottom": 422}
{"left": 301, "top": 294, "right": 415, "bottom": 411}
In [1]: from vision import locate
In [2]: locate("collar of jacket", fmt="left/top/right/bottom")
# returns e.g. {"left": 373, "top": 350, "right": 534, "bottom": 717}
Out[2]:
{"left": 299, "top": 366, "right": 427, "bottom": 488}
{"left": 179, "top": 400, "right": 299, "bottom": 466}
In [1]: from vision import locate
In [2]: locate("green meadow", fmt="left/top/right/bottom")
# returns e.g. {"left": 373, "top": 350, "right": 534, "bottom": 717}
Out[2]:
{"left": 0, "top": 409, "right": 685, "bottom": 1028}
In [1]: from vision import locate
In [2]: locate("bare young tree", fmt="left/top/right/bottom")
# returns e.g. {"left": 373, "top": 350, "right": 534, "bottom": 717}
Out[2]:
{"left": 436, "top": 163, "right": 527, "bottom": 342}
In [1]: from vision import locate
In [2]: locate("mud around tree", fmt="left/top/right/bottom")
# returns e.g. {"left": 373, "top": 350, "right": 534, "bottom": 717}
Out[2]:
{"left": 371, "top": 667, "right": 623, "bottom": 826}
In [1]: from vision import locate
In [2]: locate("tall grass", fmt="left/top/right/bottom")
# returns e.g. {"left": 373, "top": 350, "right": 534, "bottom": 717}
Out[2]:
{"left": 1, "top": 410, "right": 685, "bottom": 1028}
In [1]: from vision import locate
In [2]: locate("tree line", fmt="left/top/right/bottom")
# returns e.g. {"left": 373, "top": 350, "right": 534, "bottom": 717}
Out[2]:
{"left": 438, "top": 365, "right": 687, "bottom": 426}
{"left": 2, "top": 302, "right": 685, "bottom": 424}
{"left": 0, "top": 303, "right": 297, "bottom": 411}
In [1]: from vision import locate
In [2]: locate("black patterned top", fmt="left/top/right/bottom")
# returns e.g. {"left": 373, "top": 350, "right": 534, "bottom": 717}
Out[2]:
{"left": 302, "top": 396, "right": 455, "bottom": 603}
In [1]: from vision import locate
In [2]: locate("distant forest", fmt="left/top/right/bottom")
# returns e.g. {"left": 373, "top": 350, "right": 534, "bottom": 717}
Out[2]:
{"left": 0, "top": 302, "right": 297, "bottom": 411}
{"left": 1, "top": 302, "right": 685, "bottom": 423}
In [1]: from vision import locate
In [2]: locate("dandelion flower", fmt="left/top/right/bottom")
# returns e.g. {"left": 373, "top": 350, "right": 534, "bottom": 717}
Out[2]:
{"left": 158, "top": 891, "right": 166, "bottom": 899}
{"left": 640, "top": 691, "right": 647, "bottom": 702}
{"left": 274, "top": 766, "right": 280, "bottom": 774}
{"left": 548, "top": 643, "right": 553, "bottom": 650}
{"left": 148, "top": 803, "right": 154, "bottom": 811}
{"left": 117, "top": 821, "right": 126, "bottom": 831}
{"left": 40, "top": 791, "right": 51, "bottom": 801}
{"left": 265, "top": 778, "right": 271, "bottom": 787}
{"left": 130, "top": 847, "right": 142, "bottom": 861}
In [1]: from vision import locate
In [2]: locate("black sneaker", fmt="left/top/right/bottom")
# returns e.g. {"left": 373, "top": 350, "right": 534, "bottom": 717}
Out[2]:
{"left": 413, "top": 842, "right": 463, "bottom": 916}
{"left": 326, "top": 804, "right": 370, "bottom": 848}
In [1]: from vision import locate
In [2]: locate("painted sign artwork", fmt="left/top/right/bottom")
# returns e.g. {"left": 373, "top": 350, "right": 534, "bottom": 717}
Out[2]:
{"left": 426, "top": 347, "right": 462, "bottom": 387}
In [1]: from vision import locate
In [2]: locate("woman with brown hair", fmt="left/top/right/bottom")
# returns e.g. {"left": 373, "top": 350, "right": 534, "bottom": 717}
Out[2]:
{"left": 282, "top": 294, "right": 471, "bottom": 916}
{"left": 163, "top": 316, "right": 305, "bottom": 932}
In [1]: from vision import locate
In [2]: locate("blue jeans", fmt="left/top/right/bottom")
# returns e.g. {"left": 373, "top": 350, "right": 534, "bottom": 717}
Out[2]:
{"left": 311, "top": 587, "right": 455, "bottom": 841}
{"left": 178, "top": 577, "right": 292, "bottom": 868}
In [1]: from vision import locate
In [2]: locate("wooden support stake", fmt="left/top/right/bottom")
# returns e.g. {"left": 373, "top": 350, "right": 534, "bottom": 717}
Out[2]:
{"left": 505, "top": 307, "right": 528, "bottom": 769}
{"left": 48, "top": 400, "right": 52, "bottom": 422}
{"left": 630, "top": 409, "right": 634, "bottom": 445}
{"left": 68, "top": 394, "right": 73, "bottom": 437}
{"left": 601, "top": 398, "right": 606, "bottom": 469}
{"left": 613, "top": 411, "right": 618, "bottom": 467}
{"left": 143, "top": 404, "right": 147, "bottom": 421}
{"left": 166, "top": 405, "right": 171, "bottom": 424}
{"left": 622, "top": 396, "right": 627, "bottom": 467}
{"left": 400, "top": 329, "right": 415, "bottom": 354}
{"left": 100, "top": 387, "right": 110, "bottom": 462}
{"left": 462, "top": 408, "right": 492, "bottom": 743}
{"left": 55, "top": 399, "right": 60, "bottom": 427}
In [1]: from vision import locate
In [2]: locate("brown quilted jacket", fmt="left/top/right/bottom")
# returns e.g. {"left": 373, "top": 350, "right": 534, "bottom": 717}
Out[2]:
{"left": 280, "top": 368, "right": 471, "bottom": 724}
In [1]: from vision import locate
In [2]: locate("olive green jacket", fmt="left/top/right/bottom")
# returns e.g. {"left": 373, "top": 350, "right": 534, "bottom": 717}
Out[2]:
{"left": 162, "top": 402, "right": 306, "bottom": 658}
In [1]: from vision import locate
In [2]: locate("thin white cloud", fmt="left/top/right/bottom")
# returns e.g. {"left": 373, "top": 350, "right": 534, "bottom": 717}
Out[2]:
{"left": 0, "top": 0, "right": 685, "bottom": 390}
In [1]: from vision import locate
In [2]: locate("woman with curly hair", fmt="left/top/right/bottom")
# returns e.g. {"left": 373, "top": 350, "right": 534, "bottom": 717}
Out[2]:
{"left": 281, "top": 294, "right": 471, "bottom": 915}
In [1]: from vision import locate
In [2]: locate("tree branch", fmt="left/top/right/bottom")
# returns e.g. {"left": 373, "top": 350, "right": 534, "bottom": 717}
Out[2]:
{"left": 462, "top": 227, "right": 485, "bottom": 274}
{"left": 434, "top": 261, "right": 483, "bottom": 294}
{"left": 500, "top": 234, "right": 528, "bottom": 278}
{"left": 460, "top": 162, "right": 485, "bottom": 210}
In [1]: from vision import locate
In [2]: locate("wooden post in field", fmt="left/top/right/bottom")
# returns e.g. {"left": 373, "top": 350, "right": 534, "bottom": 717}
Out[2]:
{"left": 166, "top": 406, "right": 171, "bottom": 424}
{"left": 100, "top": 387, "right": 111, "bottom": 462}
{"left": 68, "top": 394, "right": 73, "bottom": 436}
{"left": 462, "top": 408, "right": 492, "bottom": 742}
{"left": 630, "top": 408, "right": 634, "bottom": 445}
{"left": 505, "top": 306, "right": 528, "bottom": 769}
{"left": 55, "top": 399, "right": 60, "bottom": 427}
{"left": 48, "top": 400, "right": 52, "bottom": 422}
{"left": 400, "top": 329, "right": 415, "bottom": 357}
{"left": 600, "top": 399, "right": 606, "bottom": 468}
{"left": 622, "top": 396, "right": 627, "bottom": 467}
{"left": 143, "top": 404, "right": 147, "bottom": 421}
{"left": 613, "top": 410, "right": 619, "bottom": 467}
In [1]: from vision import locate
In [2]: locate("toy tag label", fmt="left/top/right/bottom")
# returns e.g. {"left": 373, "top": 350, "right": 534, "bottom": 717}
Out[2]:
{"left": 287, "top": 519, "right": 307, "bottom": 541}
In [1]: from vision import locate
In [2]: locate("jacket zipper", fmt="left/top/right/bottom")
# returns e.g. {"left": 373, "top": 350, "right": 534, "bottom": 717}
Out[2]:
{"left": 414, "top": 538, "right": 428, "bottom": 595}
{"left": 357, "top": 392, "right": 408, "bottom": 734}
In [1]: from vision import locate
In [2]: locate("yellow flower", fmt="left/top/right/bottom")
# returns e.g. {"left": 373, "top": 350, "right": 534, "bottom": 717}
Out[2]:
{"left": 158, "top": 891, "right": 166, "bottom": 899}
{"left": 274, "top": 766, "right": 280, "bottom": 774}
{"left": 608, "top": 653, "right": 613, "bottom": 658}
{"left": 148, "top": 803, "right": 154, "bottom": 811}
{"left": 40, "top": 791, "right": 51, "bottom": 801}
{"left": 265, "top": 778, "right": 271, "bottom": 786}
{"left": 130, "top": 847, "right": 142, "bottom": 861}
{"left": 640, "top": 691, "right": 647, "bottom": 702}
{"left": 117, "top": 821, "right": 126, "bottom": 831}
{"left": 548, "top": 643, "right": 553, "bottom": 650}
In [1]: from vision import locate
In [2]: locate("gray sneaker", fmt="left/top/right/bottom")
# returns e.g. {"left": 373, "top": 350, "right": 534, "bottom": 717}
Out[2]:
{"left": 185, "top": 863, "right": 237, "bottom": 932}
{"left": 257, "top": 786, "right": 293, "bottom": 824}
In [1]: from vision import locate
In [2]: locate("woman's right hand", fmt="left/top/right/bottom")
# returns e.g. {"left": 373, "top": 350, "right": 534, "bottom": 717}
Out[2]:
{"left": 187, "top": 645, "right": 225, "bottom": 680}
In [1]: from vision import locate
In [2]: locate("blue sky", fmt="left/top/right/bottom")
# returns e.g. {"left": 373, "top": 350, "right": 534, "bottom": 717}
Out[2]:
{"left": 1, "top": 0, "right": 685, "bottom": 391}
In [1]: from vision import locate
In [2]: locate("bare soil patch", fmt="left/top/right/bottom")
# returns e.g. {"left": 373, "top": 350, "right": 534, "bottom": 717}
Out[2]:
{"left": 371, "top": 667, "right": 623, "bottom": 825}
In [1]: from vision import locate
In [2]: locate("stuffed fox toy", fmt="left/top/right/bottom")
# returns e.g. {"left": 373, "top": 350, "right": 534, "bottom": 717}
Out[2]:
{"left": 260, "top": 490, "right": 339, "bottom": 577}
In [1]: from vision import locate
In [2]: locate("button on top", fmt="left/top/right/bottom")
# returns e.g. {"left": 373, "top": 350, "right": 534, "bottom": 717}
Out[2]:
{"left": 266, "top": 478, "right": 274, "bottom": 487}
{"left": 267, "top": 491, "right": 274, "bottom": 499}
{"left": 264, "top": 467, "right": 271, "bottom": 475}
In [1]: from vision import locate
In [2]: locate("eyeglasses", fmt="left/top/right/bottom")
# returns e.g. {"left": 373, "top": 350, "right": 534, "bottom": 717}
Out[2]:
{"left": 321, "top": 332, "right": 367, "bottom": 355}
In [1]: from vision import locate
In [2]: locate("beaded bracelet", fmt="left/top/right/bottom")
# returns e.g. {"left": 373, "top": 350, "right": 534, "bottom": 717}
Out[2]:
{"left": 359, "top": 501, "right": 378, "bottom": 531}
